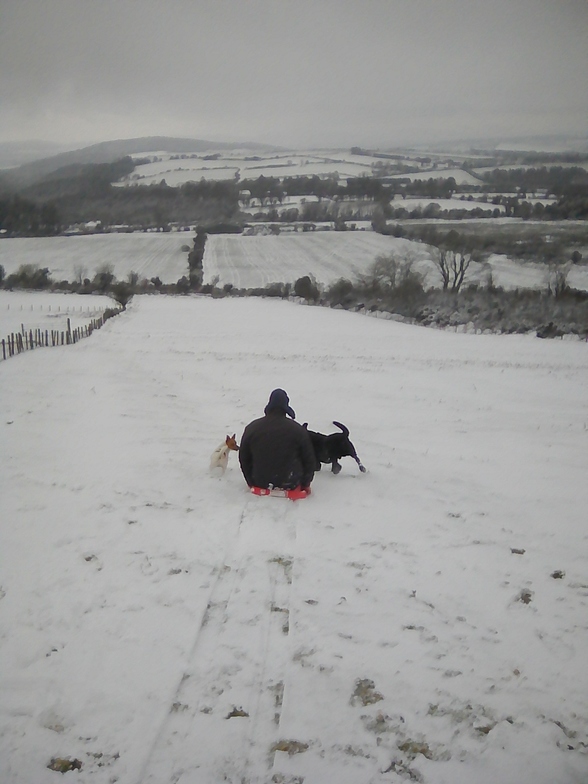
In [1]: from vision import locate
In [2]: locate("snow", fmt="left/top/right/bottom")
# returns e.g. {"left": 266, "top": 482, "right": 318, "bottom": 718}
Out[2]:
{"left": 476, "top": 255, "right": 588, "bottom": 292}
{"left": 203, "top": 233, "right": 588, "bottom": 293}
{"left": 116, "top": 151, "right": 376, "bottom": 188}
{"left": 0, "top": 291, "right": 114, "bottom": 339}
{"left": 2, "top": 233, "right": 587, "bottom": 308}
{"left": 203, "top": 233, "right": 427, "bottom": 288}
{"left": 1, "top": 294, "right": 587, "bottom": 784}
{"left": 0, "top": 234, "right": 191, "bottom": 284}
{"left": 0, "top": 232, "right": 429, "bottom": 292}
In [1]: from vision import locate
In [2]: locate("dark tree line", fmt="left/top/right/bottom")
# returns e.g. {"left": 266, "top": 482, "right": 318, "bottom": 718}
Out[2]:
{"left": 2, "top": 153, "right": 587, "bottom": 237}
{"left": 389, "top": 223, "right": 584, "bottom": 265}
{"left": 240, "top": 173, "right": 461, "bottom": 204}
{"left": 481, "top": 166, "right": 588, "bottom": 196}
{"left": 0, "top": 158, "right": 241, "bottom": 235}
{"left": 0, "top": 195, "right": 61, "bottom": 236}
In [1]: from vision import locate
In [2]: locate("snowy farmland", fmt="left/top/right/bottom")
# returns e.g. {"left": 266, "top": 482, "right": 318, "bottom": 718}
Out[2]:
{"left": 202, "top": 232, "right": 429, "bottom": 289}
{"left": 0, "top": 291, "right": 113, "bottom": 342}
{"left": 0, "top": 233, "right": 190, "bottom": 285}
{"left": 115, "top": 150, "right": 377, "bottom": 188}
{"left": 2, "top": 231, "right": 588, "bottom": 301}
{"left": 1, "top": 295, "right": 587, "bottom": 784}
{"left": 0, "top": 232, "right": 428, "bottom": 291}
{"left": 203, "top": 233, "right": 588, "bottom": 293}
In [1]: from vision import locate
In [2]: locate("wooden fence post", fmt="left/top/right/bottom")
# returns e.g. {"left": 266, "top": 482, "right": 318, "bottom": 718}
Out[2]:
{"left": 2, "top": 306, "right": 114, "bottom": 361}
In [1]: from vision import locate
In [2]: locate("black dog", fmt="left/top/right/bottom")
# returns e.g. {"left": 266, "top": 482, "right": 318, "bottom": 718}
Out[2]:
{"left": 303, "top": 421, "right": 366, "bottom": 475}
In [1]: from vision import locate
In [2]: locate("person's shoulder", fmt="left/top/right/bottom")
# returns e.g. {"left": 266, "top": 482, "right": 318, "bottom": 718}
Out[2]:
{"left": 243, "top": 416, "right": 265, "bottom": 433}
{"left": 285, "top": 418, "right": 308, "bottom": 433}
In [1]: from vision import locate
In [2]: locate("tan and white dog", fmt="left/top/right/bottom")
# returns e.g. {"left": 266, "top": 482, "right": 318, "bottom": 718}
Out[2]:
{"left": 209, "top": 434, "right": 239, "bottom": 475}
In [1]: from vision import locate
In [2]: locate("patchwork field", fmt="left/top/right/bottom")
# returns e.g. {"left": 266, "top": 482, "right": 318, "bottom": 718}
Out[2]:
{"left": 116, "top": 150, "right": 379, "bottom": 188}
{"left": 2, "top": 231, "right": 588, "bottom": 298}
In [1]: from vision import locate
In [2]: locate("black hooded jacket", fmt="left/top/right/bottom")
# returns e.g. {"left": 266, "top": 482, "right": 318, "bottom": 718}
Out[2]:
{"left": 239, "top": 410, "right": 315, "bottom": 489}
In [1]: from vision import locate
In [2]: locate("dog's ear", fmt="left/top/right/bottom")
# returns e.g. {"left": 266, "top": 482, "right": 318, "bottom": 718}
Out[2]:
{"left": 226, "top": 434, "right": 239, "bottom": 450}
{"left": 302, "top": 422, "right": 308, "bottom": 429}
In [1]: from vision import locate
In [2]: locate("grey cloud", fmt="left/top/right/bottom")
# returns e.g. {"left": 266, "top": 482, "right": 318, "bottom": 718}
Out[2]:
{"left": 1, "top": 0, "right": 586, "bottom": 148}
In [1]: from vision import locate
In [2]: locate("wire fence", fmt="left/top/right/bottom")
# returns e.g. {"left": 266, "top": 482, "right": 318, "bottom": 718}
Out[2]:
{"left": 1, "top": 311, "right": 120, "bottom": 361}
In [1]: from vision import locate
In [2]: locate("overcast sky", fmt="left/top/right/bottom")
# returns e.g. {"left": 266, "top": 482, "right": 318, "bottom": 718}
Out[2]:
{"left": 1, "top": 0, "right": 586, "bottom": 149}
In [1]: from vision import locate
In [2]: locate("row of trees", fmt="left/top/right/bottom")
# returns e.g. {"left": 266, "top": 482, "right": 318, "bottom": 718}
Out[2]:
{"left": 0, "top": 195, "right": 60, "bottom": 236}
{"left": 0, "top": 262, "right": 136, "bottom": 309}
{"left": 192, "top": 253, "right": 587, "bottom": 338}
{"left": 242, "top": 168, "right": 588, "bottom": 205}
{"left": 0, "top": 159, "right": 242, "bottom": 236}
{"left": 1, "top": 154, "right": 587, "bottom": 237}
{"left": 185, "top": 228, "right": 207, "bottom": 289}
{"left": 243, "top": 172, "right": 587, "bottom": 221}
{"left": 481, "top": 166, "right": 588, "bottom": 196}
{"left": 318, "top": 251, "right": 587, "bottom": 337}
{"left": 390, "top": 223, "right": 585, "bottom": 266}
{"left": 1, "top": 240, "right": 585, "bottom": 338}
{"left": 240, "top": 174, "right": 460, "bottom": 205}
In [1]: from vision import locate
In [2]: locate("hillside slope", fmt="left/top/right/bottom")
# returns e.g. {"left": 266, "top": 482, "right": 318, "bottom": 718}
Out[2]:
{"left": 1, "top": 137, "right": 277, "bottom": 188}
{"left": 1, "top": 296, "right": 587, "bottom": 784}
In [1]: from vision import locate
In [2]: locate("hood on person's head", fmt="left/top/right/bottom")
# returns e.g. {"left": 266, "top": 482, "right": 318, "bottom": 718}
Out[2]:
{"left": 264, "top": 388, "right": 296, "bottom": 419}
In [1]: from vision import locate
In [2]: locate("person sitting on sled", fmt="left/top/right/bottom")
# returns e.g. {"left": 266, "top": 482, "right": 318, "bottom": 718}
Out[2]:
{"left": 239, "top": 389, "right": 315, "bottom": 494}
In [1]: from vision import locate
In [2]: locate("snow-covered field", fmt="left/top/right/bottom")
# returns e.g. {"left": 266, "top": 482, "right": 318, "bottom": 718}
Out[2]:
{"left": 0, "top": 234, "right": 190, "bottom": 285}
{"left": 2, "top": 232, "right": 588, "bottom": 302}
{"left": 116, "top": 151, "right": 376, "bottom": 188}
{"left": 481, "top": 255, "right": 588, "bottom": 292}
{"left": 203, "top": 233, "right": 588, "bottom": 293}
{"left": 1, "top": 295, "right": 587, "bottom": 784}
{"left": 0, "top": 291, "right": 113, "bottom": 340}
{"left": 0, "top": 232, "right": 424, "bottom": 292}
{"left": 202, "top": 233, "right": 426, "bottom": 288}
{"left": 112, "top": 148, "right": 588, "bottom": 192}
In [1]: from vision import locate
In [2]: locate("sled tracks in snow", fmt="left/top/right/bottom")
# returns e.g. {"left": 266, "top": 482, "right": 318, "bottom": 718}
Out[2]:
{"left": 138, "top": 497, "right": 301, "bottom": 784}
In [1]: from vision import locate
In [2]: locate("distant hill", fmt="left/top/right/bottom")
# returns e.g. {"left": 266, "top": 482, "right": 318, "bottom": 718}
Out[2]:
{"left": 0, "top": 136, "right": 281, "bottom": 189}
{"left": 401, "top": 135, "right": 588, "bottom": 156}
{"left": 0, "top": 140, "right": 81, "bottom": 170}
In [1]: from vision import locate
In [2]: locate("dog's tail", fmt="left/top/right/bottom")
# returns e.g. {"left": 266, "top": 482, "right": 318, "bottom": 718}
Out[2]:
{"left": 332, "top": 421, "right": 349, "bottom": 437}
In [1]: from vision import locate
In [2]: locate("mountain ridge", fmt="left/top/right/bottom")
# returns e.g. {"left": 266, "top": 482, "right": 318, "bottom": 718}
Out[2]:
{"left": 0, "top": 136, "right": 282, "bottom": 187}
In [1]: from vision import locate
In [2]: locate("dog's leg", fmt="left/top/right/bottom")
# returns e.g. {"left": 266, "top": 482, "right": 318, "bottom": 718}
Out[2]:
{"left": 354, "top": 456, "right": 367, "bottom": 473}
{"left": 331, "top": 460, "right": 342, "bottom": 475}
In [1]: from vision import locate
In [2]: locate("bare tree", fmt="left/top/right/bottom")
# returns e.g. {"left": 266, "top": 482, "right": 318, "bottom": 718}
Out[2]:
{"left": 92, "top": 262, "right": 115, "bottom": 293}
{"left": 429, "top": 233, "right": 479, "bottom": 292}
{"left": 430, "top": 247, "right": 473, "bottom": 291}
{"left": 127, "top": 270, "right": 139, "bottom": 287}
{"left": 545, "top": 261, "right": 571, "bottom": 298}
{"left": 357, "top": 250, "right": 425, "bottom": 295}
{"left": 110, "top": 281, "right": 133, "bottom": 309}
{"left": 73, "top": 263, "right": 87, "bottom": 285}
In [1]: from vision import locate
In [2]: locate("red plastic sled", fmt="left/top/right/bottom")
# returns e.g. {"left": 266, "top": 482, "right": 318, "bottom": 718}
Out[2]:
{"left": 250, "top": 486, "right": 310, "bottom": 500}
